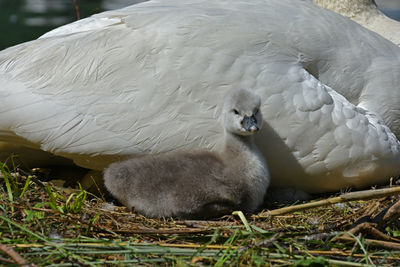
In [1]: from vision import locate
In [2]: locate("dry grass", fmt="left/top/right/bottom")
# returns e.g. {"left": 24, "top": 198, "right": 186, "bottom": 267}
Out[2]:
{"left": 1, "top": 164, "right": 400, "bottom": 266}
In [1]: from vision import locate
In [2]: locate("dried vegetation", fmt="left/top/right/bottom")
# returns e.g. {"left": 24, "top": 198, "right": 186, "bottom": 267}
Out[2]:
{"left": 1, "top": 162, "right": 400, "bottom": 266}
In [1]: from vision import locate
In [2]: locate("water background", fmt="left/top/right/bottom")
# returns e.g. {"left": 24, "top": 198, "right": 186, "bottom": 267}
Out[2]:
{"left": 0, "top": 0, "right": 143, "bottom": 50}
{"left": 0, "top": 0, "right": 399, "bottom": 51}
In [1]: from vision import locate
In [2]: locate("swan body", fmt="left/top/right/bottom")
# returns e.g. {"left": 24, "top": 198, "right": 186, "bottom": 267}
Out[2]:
{"left": 104, "top": 88, "right": 269, "bottom": 219}
{"left": 1, "top": 0, "right": 400, "bottom": 194}
{"left": 314, "top": 0, "right": 400, "bottom": 45}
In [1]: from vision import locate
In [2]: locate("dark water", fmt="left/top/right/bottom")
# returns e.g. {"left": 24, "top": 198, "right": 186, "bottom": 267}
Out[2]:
{"left": 0, "top": 0, "right": 142, "bottom": 50}
{"left": 0, "top": 0, "right": 399, "bottom": 51}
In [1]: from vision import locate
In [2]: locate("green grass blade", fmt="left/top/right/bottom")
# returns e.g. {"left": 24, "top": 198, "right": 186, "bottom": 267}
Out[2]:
{"left": 45, "top": 184, "right": 64, "bottom": 213}
{"left": 0, "top": 163, "right": 13, "bottom": 204}
{"left": 19, "top": 175, "right": 32, "bottom": 198}
{"left": 232, "top": 210, "right": 252, "bottom": 232}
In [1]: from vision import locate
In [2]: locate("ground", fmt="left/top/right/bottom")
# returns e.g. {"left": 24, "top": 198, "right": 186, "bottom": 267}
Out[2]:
{"left": 1, "top": 163, "right": 400, "bottom": 266}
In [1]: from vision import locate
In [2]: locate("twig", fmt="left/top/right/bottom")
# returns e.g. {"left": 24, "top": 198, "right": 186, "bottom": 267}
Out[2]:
{"left": 14, "top": 242, "right": 239, "bottom": 250}
{"left": 177, "top": 220, "right": 236, "bottom": 227}
{"left": 308, "top": 250, "right": 400, "bottom": 261}
{"left": 381, "top": 199, "right": 400, "bottom": 225}
{"left": 0, "top": 256, "right": 15, "bottom": 264}
{"left": 339, "top": 236, "right": 400, "bottom": 250}
{"left": 259, "top": 186, "right": 400, "bottom": 217}
{"left": 362, "top": 201, "right": 381, "bottom": 218}
{"left": 263, "top": 252, "right": 374, "bottom": 267}
{"left": 112, "top": 228, "right": 208, "bottom": 235}
{"left": 73, "top": 0, "right": 81, "bottom": 20}
{"left": 348, "top": 222, "right": 400, "bottom": 243}
{"left": 176, "top": 221, "right": 211, "bottom": 229}
{"left": 158, "top": 243, "right": 239, "bottom": 250}
{"left": 0, "top": 244, "right": 35, "bottom": 266}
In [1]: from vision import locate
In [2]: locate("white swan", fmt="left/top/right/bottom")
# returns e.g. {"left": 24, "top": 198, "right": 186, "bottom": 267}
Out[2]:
{"left": 1, "top": 0, "right": 400, "bottom": 195}
{"left": 314, "top": 0, "right": 400, "bottom": 45}
{"left": 104, "top": 88, "right": 269, "bottom": 219}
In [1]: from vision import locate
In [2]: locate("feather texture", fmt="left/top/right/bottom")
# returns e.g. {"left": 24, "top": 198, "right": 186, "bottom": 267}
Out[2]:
{"left": 1, "top": 0, "right": 400, "bottom": 193}
{"left": 104, "top": 88, "right": 269, "bottom": 218}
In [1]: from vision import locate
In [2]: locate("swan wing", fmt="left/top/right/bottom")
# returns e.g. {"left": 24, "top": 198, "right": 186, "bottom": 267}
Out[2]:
{"left": 257, "top": 65, "right": 400, "bottom": 192}
{"left": 0, "top": 0, "right": 289, "bottom": 160}
{"left": 0, "top": 0, "right": 399, "bottom": 191}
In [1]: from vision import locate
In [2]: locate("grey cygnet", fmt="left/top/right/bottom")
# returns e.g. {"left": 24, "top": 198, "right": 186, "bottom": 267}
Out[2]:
{"left": 103, "top": 88, "right": 270, "bottom": 219}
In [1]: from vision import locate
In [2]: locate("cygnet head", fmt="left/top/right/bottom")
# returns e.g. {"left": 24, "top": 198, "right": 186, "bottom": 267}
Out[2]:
{"left": 223, "top": 88, "right": 262, "bottom": 136}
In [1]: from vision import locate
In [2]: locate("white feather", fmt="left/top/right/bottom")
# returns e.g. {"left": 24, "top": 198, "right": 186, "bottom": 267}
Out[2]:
{"left": 1, "top": 0, "right": 400, "bottom": 193}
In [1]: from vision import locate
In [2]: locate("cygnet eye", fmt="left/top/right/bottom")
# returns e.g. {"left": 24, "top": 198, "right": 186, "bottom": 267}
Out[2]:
{"left": 232, "top": 109, "right": 239, "bottom": 115}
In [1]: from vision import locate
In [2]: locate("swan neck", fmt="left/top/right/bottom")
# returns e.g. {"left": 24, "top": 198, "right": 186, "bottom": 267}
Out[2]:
{"left": 222, "top": 131, "right": 256, "bottom": 154}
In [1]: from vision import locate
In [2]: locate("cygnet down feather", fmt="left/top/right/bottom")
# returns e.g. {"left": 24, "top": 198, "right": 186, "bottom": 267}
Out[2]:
{"left": 103, "top": 88, "right": 270, "bottom": 219}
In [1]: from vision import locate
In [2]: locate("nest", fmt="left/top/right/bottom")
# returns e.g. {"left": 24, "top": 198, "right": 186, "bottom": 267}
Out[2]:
{"left": 1, "top": 167, "right": 400, "bottom": 266}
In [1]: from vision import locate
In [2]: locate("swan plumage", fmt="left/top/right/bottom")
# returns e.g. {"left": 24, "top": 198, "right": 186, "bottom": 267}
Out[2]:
{"left": 1, "top": 0, "right": 400, "bottom": 195}
{"left": 314, "top": 0, "right": 400, "bottom": 45}
{"left": 104, "top": 88, "right": 269, "bottom": 218}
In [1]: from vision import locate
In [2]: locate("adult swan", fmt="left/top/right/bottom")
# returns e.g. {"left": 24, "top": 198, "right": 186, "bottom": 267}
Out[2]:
{"left": 1, "top": 0, "right": 400, "bottom": 194}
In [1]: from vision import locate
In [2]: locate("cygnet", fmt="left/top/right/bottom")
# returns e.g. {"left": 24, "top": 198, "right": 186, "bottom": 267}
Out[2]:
{"left": 103, "top": 88, "right": 270, "bottom": 219}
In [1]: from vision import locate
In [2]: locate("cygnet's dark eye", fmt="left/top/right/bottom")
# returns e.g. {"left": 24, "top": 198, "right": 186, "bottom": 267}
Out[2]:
{"left": 232, "top": 109, "right": 239, "bottom": 115}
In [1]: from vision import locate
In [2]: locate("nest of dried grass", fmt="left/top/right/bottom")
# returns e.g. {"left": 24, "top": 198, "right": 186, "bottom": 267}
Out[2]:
{"left": 1, "top": 165, "right": 400, "bottom": 266}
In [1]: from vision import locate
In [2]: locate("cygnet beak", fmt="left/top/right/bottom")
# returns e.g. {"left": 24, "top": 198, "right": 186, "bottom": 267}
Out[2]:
{"left": 242, "top": 115, "right": 259, "bottom": 133}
